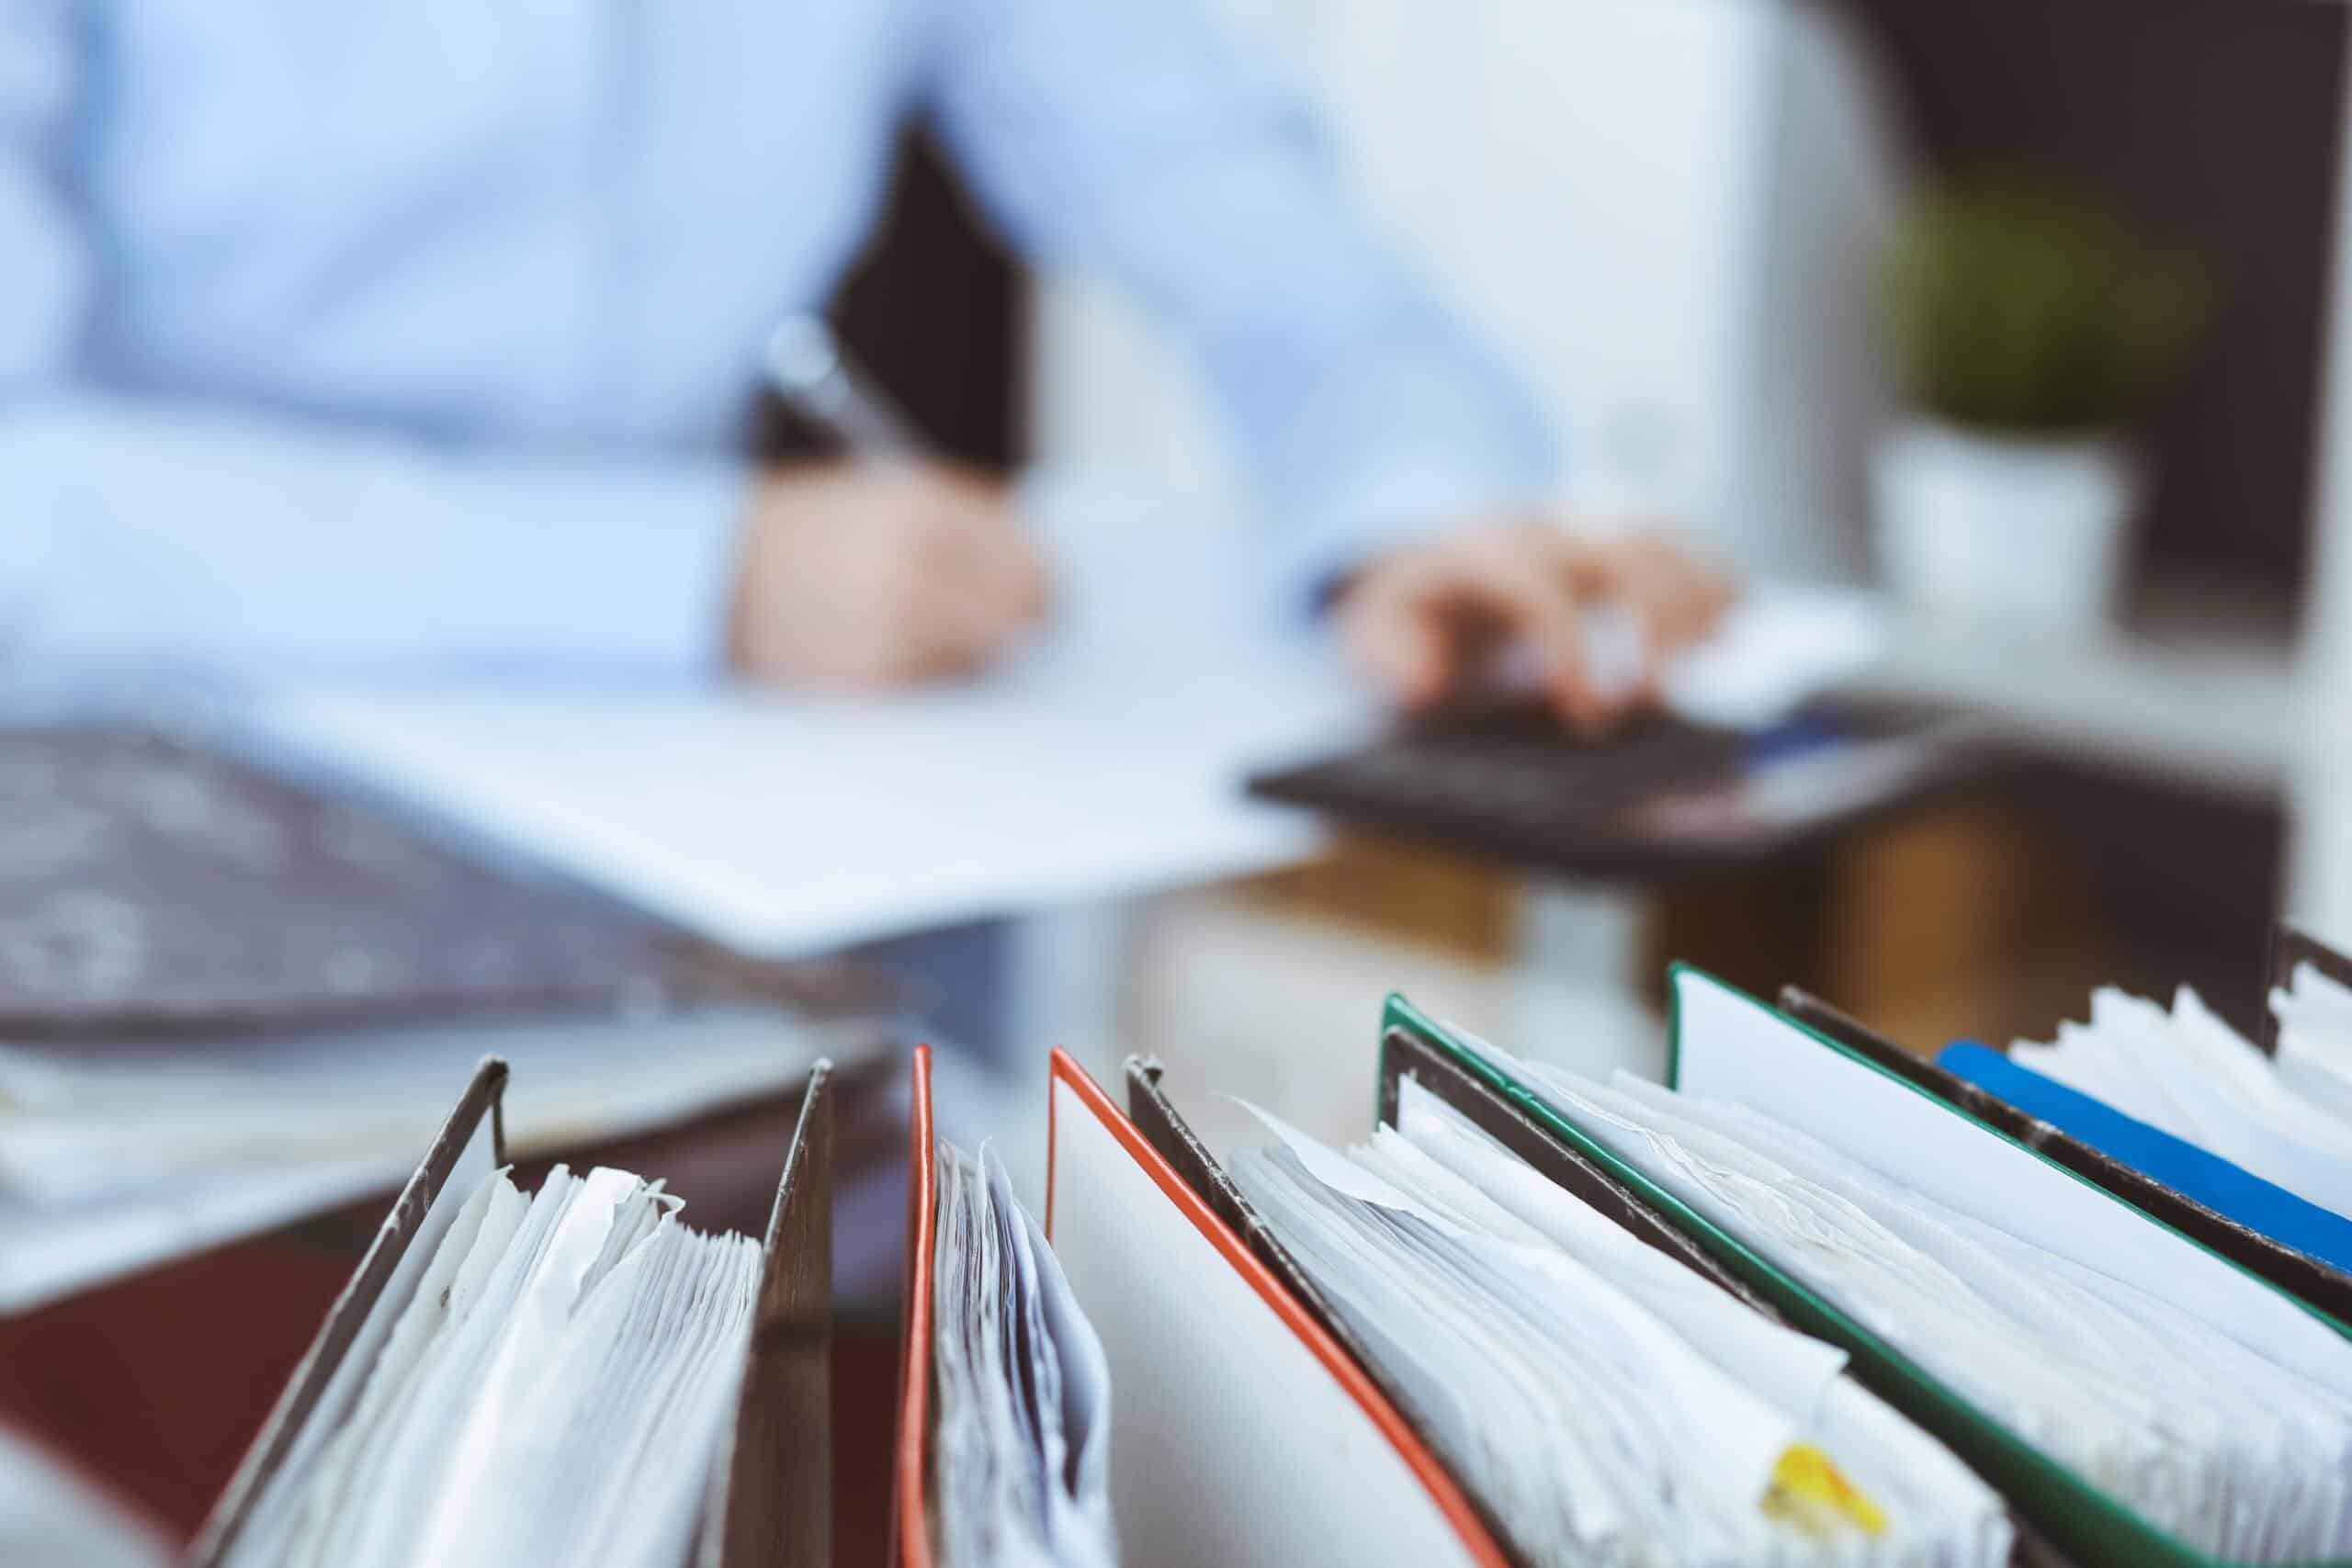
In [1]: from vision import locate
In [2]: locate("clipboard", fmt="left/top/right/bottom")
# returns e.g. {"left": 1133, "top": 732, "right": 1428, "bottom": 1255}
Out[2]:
{"left": 187, "top": 1055, "right": 836, "bottom": 1568}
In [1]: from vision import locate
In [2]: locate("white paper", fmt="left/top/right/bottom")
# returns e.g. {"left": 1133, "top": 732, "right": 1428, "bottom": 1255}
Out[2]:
{"left": 232, "top": 1163, "right": 761, "bottom": 1568}
{"left": 2004, "top": 978, "right": 2352, "bottom": 1222}
{"left": 1391, "top": 1077, "right": 1851, "bottom": 1424}
{"left": 928, "top": 1138, "right": 1117, "bottom": 1568}
{"left": 1476, "top": 978, "right": 2352, "bottom": 1562}
{"left": 1227, "top": 1106, "right": 2005, "bottom": 1568}
{"left": 254, "top": 500, "right": 1876, "bottom": 955}
{"left": 0, "top": 1156, "right": 416, "bottom": 1315}
{"left": 0, "top": 1005, "right": 835, "bottom": 1205}
{"left": 1046, "top": 1071, "right": 1484, "bottom": 1568}
{"left": 1668, "top": 970, "right": 2352, "bottom": 1400}
{"left": 254, "top": 513, "right": 1365, "bottom": 956}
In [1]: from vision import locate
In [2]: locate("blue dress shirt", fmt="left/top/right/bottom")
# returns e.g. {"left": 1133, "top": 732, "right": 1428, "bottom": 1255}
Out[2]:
{"left": 0, "top": 0, "right": 1555, "bottom": 680}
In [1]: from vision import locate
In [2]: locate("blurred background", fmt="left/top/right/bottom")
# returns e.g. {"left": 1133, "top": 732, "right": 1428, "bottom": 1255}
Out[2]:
{"left": 878, "top": 0, "right": 2351, "bottom": 1089}
{"left": 6, "top": 0, "right": 2352, "bottom": 1560}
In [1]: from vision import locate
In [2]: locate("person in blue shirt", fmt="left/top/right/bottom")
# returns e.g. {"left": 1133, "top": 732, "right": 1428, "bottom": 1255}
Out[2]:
{"left": 0, "top": 0, "right": 1727, "bottom": 716}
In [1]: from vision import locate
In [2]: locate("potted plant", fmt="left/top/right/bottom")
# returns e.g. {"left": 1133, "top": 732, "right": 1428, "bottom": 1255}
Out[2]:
{"left": 1872, "top": 181, "right": 2201, "bottom": 637}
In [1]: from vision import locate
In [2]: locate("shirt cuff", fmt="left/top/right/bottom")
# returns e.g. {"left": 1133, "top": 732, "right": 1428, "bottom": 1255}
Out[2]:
{"left": 445, "top": 457, "right": 753, "bottom": 681}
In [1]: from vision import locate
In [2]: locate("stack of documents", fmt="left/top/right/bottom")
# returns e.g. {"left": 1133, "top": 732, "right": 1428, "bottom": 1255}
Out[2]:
{"left": 228, "top": 1166, "right": 758, "bottom": 1568}
{"left": 1814, "top": 923, "right": 2352, "bottom": 1290}
{"left": 1784, "top": 978, "right": 2352, "bottom": 1318}
{"left": 184, "top": 968, "right": 2352, "bottom": 1568}
{"left": 1410, "top": 968, "right": 2352, "bottom": 1566}
{"left": 1511, "top": 1055, "right": 2352, "bottom": 1561}
{"left": 924, "top": 1141, "right": 1115, "bottom": 1568}
{"left": 900, "top": 1047, "right": 1522, "bottom": 1568}
{"left": 904, "top": 1042, "right": 2019, "bottom": 1567}
{"left": 189, "top": 1058, "right": 837, "bottom": 1568}
{"left": 1998, "top": 972, "right": 2352, "bottom": 1215}
{"left": 1228, "top": 1087, "right": 2009, "bottom": 1566}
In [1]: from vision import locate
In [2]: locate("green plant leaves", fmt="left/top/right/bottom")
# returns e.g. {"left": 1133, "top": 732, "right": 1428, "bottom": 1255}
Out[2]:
{"left": 1883, "top": 181, "right": 2203, "bottom": 435}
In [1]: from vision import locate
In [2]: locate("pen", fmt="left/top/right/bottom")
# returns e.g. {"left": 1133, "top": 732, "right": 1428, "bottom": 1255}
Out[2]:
{"left": 763, "top": 313, "right": 927, "bottom": 458}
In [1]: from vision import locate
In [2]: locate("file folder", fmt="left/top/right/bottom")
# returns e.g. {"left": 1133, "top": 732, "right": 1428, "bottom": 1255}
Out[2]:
{"left": 1935, "top": 1041, "right": 2352, "bottom": 1278}
{"left": 893, "top": 1044, "right": 1510, "bottom": 1568}
{"left": 1124, "top": 1048, "right": 2051, "bottom": 1568}
{"left": 187, "top": 1055, "right": 836, "bottom": 1568}
{"left": 1780, "top": 986, "right": 2352, "bottom": 1321}
{"left": 1117, "top": 1055, "right": 1531, "bottom": 1568}
{"left": 1384, "top": 974, "right": 2352, "bottom": 1568}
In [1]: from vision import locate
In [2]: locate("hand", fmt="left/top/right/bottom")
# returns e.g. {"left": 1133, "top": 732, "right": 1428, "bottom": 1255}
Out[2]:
{"left": 1331, "top": 522, "right": 1733, "bottom": 728}
{"left": 729, "top": 460, "right": 1050, "bottom": 689}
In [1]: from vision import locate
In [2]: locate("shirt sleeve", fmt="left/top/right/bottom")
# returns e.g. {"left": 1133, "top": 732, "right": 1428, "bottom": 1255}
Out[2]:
{"left": 0, "top": 4, "right": 749, "bottom": 684}
{"left": 922, "top": 0, "right": 1562, "bottom": 607}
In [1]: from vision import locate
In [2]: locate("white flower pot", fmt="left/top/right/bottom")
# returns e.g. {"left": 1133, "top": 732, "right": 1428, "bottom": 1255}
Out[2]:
{"left": 1870, "top": 419, "right": 2141, "bottom": 638}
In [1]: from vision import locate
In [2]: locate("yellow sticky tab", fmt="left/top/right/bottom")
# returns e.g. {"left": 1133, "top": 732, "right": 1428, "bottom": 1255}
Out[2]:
{"left": 1763, "top": 1443, "right": 1888, "bottom": 1538}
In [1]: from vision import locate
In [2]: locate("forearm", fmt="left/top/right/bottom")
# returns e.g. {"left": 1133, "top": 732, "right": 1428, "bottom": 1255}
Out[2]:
{"left": 0, "top": 394, "right": 751, "bottom": 682}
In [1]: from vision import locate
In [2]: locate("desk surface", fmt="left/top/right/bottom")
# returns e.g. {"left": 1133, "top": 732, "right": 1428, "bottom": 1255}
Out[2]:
{"left": 257, "top": 512, "right": 1371, "bottom": 956}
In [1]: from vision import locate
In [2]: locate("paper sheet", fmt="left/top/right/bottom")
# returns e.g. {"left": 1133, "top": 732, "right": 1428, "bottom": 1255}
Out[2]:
{"left": 230, "top": 1164, "right": 760, "bottom": 1568}
{"left": 1046, "top": 1069, "right": 1487, "bottom": 1568}
{"left": 1227, "top": 1097, "right": 2007, "bottom": 1568}
{"left": 255, "top": 513, "right": 1366, "bottom": 956}
{"left": 1480, "top": 979, "right": 2352, "bottom": 1562}
{"left": 254, "top": 503, "right": 1883, "bottom": 954}
{"left": 929, "top": 1139, "right": 1117, "bottom": 1568}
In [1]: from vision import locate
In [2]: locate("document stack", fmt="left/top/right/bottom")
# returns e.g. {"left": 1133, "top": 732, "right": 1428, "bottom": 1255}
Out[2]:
{"left": 902, "top": 963, "right": 2352, "bottom": 1567}
{"left": 188, "top": 1058, "right": 837, "bottom": 1568}
{"left": 1415, "top": 969, "right": 2352, "bottom": 1567}
{"left": 919, "top": 1135, "right": 1114, "bottom": 1568}
{"left": 1976, "top": 937, "right": 2352, "bottom": 1229}
{"left": 1227, "top": 1089, "right": 2009, "bottom": 1566}
{"left": 197, "top": 944, "right": 2352, "bottom": 1568}
{"left": 898, "top": 1041, "right": 2021, "bottom": 1568}
{"left": 1788, "top": 923, "right": 2352, "bottom": 1314}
